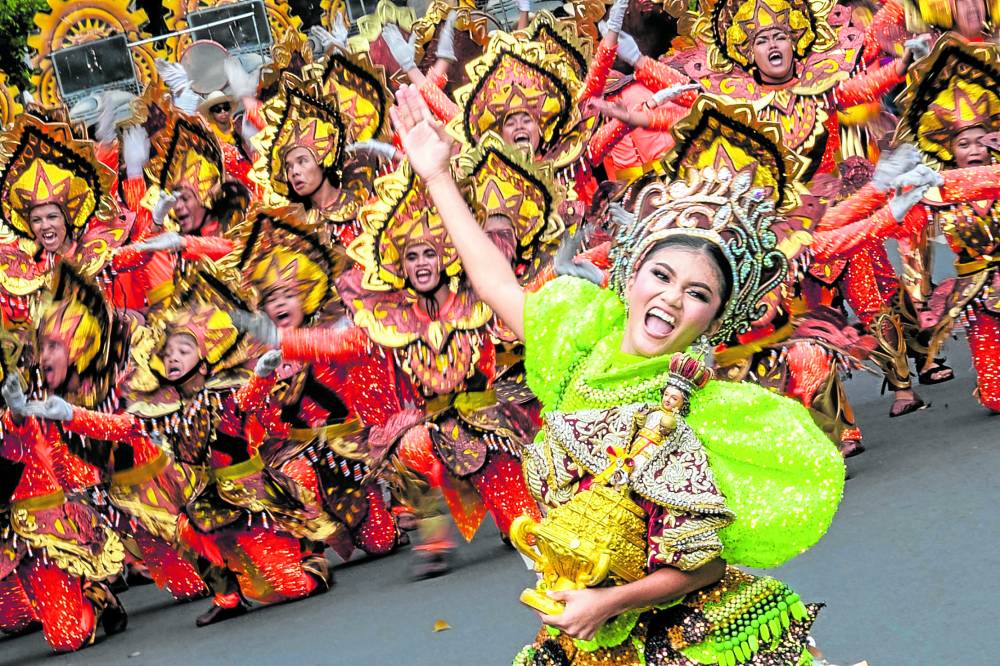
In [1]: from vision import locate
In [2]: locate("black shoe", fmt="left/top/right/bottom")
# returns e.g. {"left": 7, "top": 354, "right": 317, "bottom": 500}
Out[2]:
{"left": 411, "top": 551, "right": 452, "bottom": 580}
{"left": 101, "top": 594, "right": 129, "bottom": 636}
{"left": 195, "top": 602, "right": 249, "bottom": 627}
{"left": 302, "top": 554, "right": 333, "bottom": 597}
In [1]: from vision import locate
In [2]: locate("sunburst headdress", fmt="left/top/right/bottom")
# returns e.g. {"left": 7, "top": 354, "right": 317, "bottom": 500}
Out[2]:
{"left": 0, "top": 116, "right": 115, "bottom": 244}
{"left": 692, "top": 0, "right": 838, "bottom": 72}
{"left": 253, "top": 73, "right": 347, "bottom": 202}
{"left": 608, "top": 167, "right": 789, "bottom": 344}
{"left": 232, "top": 207, "right": 345, "bottom": 317}
{"left": 145, "top": 113, "right": 225, "bottom": 207}
{"left": 453, "top": 133, "right": 565, "bottom": 283}
{"left": 452, "top": 32, "right": 582, "bottom": 149}
{"left": 895, "top": 35, "right": 1000, "bottom": 166}
{"left": 36, "top": 263, "right": 125, "bottom": 408}
{"left": 351, "top": 163, "right": 461, "bottom": 293}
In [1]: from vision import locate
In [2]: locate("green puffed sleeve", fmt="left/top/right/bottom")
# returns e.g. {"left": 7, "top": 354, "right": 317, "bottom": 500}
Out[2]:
{"left": 523, "top": 276, "right": 625, "bottom": 410}
{"left": 687, "top": 380, "right": 845, "bottom": 569}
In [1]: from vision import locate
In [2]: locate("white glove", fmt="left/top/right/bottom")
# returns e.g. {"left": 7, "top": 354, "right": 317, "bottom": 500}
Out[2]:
{"left": 650, "top": 82, "right": 700, "bottom": 106}
{"left": 516, "top": 0, "right": 531, "bottom": 12}
{"left": 254, "top": 349, "right": 283, "bottom": 377}
{"left": 156, "top": 59, "right": 191, "bottom": 95}
{"left": 230, "top": 310, "right": 279, "bottom": 347}
{"left": 382, "top": 24, "right": 418, "bottom": 72}
{"left": 174, "top": 88, "right": 202, "bottom": 115}
{"left": 890, "top": 164, "right": 943, "bottom": 190}
{"left": 122, "top": 125, "right": 151, "bottom": 180}
{"left": 2, "top": 375, "right": 27, "bottom": 419}
{"left": 554, "top": 229, "right": 604, "bottom": 285}
{"left": 95, "top": 90, "right": 137, "bottom": 145}
{"left": 152, "top": 191, "right": 178, "bottom": 226}
{"left": 224, "top": 56, "right": 257, "bottom": 100}
{"left": 872, "top": 144, "right": 922, "bottom": 192}
{"left": 24, "top": 396, "right": 74, "bottom": 422}
{"left": 599, "top": 23, "right": 643, "bottom": 66}
{"left": 346, "top": 140, "right": 399, "bottom": 162}
{"left": 436, "top": 11, "right": 458, "bottom": 63}
{"left": 605, "top": 0, "right": 629, "bottom": 33}
{"left": 889, "top": 185, "right": 930, "bottom": 222}
{"left": 309, "top": 26, "right": 338, "bottom": 57}
{"left": 239, "top": 115, "right": 261, "bottom": 145}
{"left": 330, "top": 13, "right": 349, "bottom": 48}
{"left": 132, "top": 232, "right": 184, "bottom": 253}
{"left": 904, "top": 35, "right": 931, "bottom": 61}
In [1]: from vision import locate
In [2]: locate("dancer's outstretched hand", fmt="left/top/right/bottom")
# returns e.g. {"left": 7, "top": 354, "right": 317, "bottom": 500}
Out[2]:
{"left": 390, "top": 85, "right": 454, "bottom": 183}
{"left": 254, "top": 350, "right": 283, "bottom": 377}
{"left": 2, "top": 375, "right": 27, "bottom": 418}
{"left": 230, "top": 310, "right": 279, "bottom": 347}
{"left": 24, "top": 396, "right": 74, "bottom": 422}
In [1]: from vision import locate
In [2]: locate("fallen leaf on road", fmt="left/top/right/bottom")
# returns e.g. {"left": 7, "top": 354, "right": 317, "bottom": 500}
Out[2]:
{"left": 433, "top": 619, "right": 451, "bottom": 632}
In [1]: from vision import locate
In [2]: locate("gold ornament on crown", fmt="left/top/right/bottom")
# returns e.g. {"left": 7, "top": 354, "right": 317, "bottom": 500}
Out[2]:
{"left": 144, "top": 113, "right": 225, "bottom": 208}
{"left": 28, "top": 0, "right": 164, "bottom": 107}
{"left": 692, "top": 0, "right": 838, "bottom": 72}
{"left": 895, "top": 35, "right": 1000, "bottom": 166}
{"left": 514, "top": 11, "right": 593, "bottom": 82}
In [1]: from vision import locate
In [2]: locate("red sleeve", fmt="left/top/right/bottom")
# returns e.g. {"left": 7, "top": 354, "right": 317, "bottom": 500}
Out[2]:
{"left": 812, "top": 204, "right": 928, "bottom": 261}
{"left": 836, "top": 61, "right": 904, "bottom": 108}
{"left": 182, "top": 236, "right": 234, "bottom": 261}
{"left": 589, "top": 119, "right": 632, "bottom": 164}
{"left": 816, "top": 183, "right": 888, "bottom": 232}
{"left": 634, "top": 57, "right": 697, "bottom": 108}
{"left": 641, "top": 103, "right": 692, "bottom": 131}
{"left": 862, "top": 0, "right": 905, "bottom": 64}
{"left": 64, "top": 408, "right": 142, "bottom": 440}
{"left": 234, "top": 373, "right": 276, "bottom": 413}
{"left": 938, "top": 164, "right": 1000, "bottom": 203}
{"left": 580, "top": 40, "right": 618, "bottom": 102}
{"left": 112, "top": 245, "right": 154, "bottom": 272}
{"left": 419, "top": 79, "right": 460, "bottom": 123}
{"left": 279, "top": 326, "right": 369, "bottom": 364}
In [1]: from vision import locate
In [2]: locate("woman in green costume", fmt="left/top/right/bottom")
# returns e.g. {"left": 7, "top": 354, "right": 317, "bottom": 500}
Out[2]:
{"left": 389, "top": 84, "right": 845, "bottom": 666}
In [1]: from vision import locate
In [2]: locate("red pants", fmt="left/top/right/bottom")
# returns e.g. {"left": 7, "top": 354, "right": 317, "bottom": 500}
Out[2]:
{"left": 132, "top": 528, "right": 207, "bottom": 600}
{"left": 18, "top": 559, "right": 96, "bottom": 652}
{"left": 967, "top": 307, "right": 1000, "bottom": 412}
{"left": 0, "top": 574, "right": 38, "bottom": 634}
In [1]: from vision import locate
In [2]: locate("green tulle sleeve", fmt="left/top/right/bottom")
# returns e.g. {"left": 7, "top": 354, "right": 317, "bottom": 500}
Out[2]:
{"left": 523, "top": 276, "right": 626, "bottom": 410}
{"left": 687, "top": 380, "right": 845, "bottom": 569}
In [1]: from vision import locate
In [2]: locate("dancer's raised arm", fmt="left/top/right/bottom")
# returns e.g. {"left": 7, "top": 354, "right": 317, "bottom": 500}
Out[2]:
{"left": 390, "top": 85, "right": 527, "bottom": 338}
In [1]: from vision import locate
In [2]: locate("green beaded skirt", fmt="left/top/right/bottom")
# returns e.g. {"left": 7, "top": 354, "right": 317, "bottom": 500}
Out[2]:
{"left": 514, "top": 567, "right": 819, "bottom": 666}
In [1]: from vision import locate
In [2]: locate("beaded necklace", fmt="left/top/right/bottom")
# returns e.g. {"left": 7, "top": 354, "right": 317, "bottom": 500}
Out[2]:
{"left": 568, "top": 336, "right": 674, "bottom": 408}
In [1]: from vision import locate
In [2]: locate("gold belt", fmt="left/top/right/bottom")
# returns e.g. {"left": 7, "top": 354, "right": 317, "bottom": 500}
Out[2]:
{"left": 111, "top": 451, "right": 169, "bottom": 487}
{"left": 287, "top": 418, "right": 362, "bottom": 443}
{"left": 425, "top": 389, "right": 497, "bottom": 415}
{"left": 210, "top": 454, "right": 264, "bottom": 482}
{"left": 612, "top": 157, "right": 666, "bottom": 183}
{"left": 955, "top": 256, "right": 1000, "bottom": 277}
{"left": 12, "top": 489, "right": 66, "bottom": 512}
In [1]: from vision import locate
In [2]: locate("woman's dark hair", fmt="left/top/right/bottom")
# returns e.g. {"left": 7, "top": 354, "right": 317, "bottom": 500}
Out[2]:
{"left": 641, "top": 235, "right": 734, "bottom": 317}
{"left": 208, "top": 180, "right": 252, "bottom": 231}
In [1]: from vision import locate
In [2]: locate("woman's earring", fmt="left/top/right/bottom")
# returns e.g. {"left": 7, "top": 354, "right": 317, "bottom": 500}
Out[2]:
{"left": 692, "top": 334, "right": 713, "bottom": 363}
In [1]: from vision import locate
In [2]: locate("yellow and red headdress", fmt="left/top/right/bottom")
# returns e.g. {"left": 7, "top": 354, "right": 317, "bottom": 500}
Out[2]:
{"left": 452, "top": 32, "right": 582, "bottom": 149}
{"left": 253, "top": 73, "right": 347, "bottom": 202}
{"left": 146, "top": 113, "right": 225, "bottom": 205}
{"left": 36, "top": 263, "right": 124, "bottom": 408}
{"left": 351, "top": 163, "right": 461, "bottom": 292}
{"left": 232, "top": 208, "right": 344, "bottom": 317}
{"left": 895, "top": 35, "right": 1000, "bottom": 166}
{"left": 0, "top": 116, "right": 115, "bottom": 243}
{"left": 692, "top": 0, "right": 837, "bottom": 72}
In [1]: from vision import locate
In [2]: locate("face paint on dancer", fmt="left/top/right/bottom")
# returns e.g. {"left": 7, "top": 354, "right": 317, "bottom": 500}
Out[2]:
{"left": 501, "top": 112, "right": 542, "bottom": 154}
{"left": 623, "top": 244, "right": 728, "bottom": 357}
{"left": 403, "top": 242, "right": 444, "bottom": 294}
{"left": 262, "top": 285, "right": 307, "bottom": 329}
{"left": 751, "top": 27, "right": 795, "bottom": 85}
{"left": 952, "top": 127, "right": 990, "bottom": 167}
{"left": 161, "top": 333, "right": 206, "bottom": 382}
{"left": 28, "top": 203, "right": 70, "bottom": 254}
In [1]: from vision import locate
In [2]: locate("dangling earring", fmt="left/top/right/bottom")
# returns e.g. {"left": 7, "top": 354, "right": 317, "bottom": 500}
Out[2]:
{"left": 692, "top": 334, "right": 713, "bottom": 364}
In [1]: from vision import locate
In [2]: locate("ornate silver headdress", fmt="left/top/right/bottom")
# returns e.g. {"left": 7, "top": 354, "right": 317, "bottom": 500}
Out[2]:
{"left": 608, "top": 167, "right": 788, "bottom": 344}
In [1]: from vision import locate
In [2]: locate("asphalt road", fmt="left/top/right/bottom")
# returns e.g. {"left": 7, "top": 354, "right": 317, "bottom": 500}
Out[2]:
{"left": 4, "top": 246, "right": 998, "bottom": 665}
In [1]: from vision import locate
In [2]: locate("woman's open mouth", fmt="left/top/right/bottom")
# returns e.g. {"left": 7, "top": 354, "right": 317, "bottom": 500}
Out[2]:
{"left": 513, "top": 132, "right": 532, "bottom": 148}
{"left": 643, "top": 306, "right": 676, "bottom": 339}
{"left": 768, "top": 51, "right": 784, "bottom": 65}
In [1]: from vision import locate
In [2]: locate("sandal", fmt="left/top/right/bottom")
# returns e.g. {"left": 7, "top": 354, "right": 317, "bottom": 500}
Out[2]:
{"left": 918, "top": 362, "right": 954, "bottom": 385}
{"left": 890, "top": 396, "right": 928, "bottom": 418}
{"left": 837, "top": 439, "right": 865, "bottom": 458}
